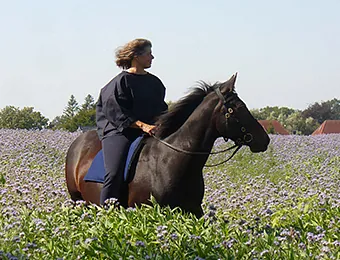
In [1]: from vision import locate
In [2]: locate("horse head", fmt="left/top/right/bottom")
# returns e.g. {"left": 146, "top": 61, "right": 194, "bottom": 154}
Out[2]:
{"left": 213, "top": 73, "right": 270, "bottom": 153}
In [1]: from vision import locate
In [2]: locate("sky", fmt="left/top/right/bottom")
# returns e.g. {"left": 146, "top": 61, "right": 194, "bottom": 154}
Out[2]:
{"left": 0, "top": 0, "right": 339, "bottom": 120}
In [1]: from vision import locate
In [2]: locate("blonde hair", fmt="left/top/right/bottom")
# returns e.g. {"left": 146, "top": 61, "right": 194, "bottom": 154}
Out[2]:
{"left": 115, "top": 39, "right": 152, "bottom": 69}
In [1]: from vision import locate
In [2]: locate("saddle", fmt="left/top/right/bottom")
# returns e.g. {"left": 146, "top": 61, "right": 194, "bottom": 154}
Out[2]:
{"left": 83, "top": 135, "right": 146, "bottom": 183}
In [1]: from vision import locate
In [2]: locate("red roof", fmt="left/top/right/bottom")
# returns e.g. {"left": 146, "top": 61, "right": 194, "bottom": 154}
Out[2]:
{"left": 258, "top": 120, "right": 289, "bottom": 135}
{"left": 312, "top": 120, "right": 340, "bottom": 135}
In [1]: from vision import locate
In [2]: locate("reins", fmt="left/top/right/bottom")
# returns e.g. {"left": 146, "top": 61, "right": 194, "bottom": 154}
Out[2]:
{"left": 151, "top": 134, "right": 238, "bottom": 155}
{"left": 204, "top": 145, "right": 242, "bottom": 167}
{"left": 150, "top": 134, "right": 242, "bottom": 167}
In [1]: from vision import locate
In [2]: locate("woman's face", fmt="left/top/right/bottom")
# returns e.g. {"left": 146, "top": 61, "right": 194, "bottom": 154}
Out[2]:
{"left": 136, "top": 47, "right": 154, "bottom": 68}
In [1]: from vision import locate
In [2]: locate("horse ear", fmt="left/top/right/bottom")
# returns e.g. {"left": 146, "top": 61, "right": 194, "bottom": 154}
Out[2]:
{"left": 231, "top": 72, "right": 237, "bottom": 87}
{"left": 221, "top": 73, "right": 238, "bottom": 92}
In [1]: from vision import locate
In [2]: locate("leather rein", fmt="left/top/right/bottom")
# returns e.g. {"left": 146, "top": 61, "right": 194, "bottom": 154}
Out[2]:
{"left": 151, "top": 85, "right": 253, "bottom": 167}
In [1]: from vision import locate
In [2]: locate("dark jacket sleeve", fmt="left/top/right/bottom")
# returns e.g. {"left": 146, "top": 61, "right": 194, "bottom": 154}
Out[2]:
{"left": 102, "top": 77, "right": 137, "bottom": 132}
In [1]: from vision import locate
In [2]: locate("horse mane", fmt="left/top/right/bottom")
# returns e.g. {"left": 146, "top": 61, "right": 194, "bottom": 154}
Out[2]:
{"left": 155, "top": 81, "right": 220, "bottom": 139}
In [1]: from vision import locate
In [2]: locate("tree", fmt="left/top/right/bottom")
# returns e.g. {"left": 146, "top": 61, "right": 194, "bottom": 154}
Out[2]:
{"left": 81, "top": 94, "right": 96, "bottom": 111}
{"left": 250, "top": 106, "right": 296, "bottom": 121}
{"left": 73, "top": 94, "right": 97, "bottom": 130}
{"left": 166, "top": 100, "right": 174, "bottom": 110}
{"left": 327, "top": 98, "right": 340, "bottom": 117}
{"left": 250, "top": 108, "right": 266, "bottom": 120}
{"left": 63, "top": 95, "right": 79, "bottom": 118}
{"left": 73, "top": 109, "right": 96, "bottom": 130}
{"left": 50, "top": 94, "right": 96, "bottom": 132}
{"left": 48, "top": 116, "right": 65, "bottom": 130}
{"left": 0, "top": 106, "right": 19, "bottom": 129}
{"left": 249, "top": 106, "right": 321, "bottom": 135}
{"left": 18, "top": 107, "right": 49, "bottom": 129}
{"left": 0, "top": 106, "right": 48, "bottom": 130}
{"left": 285, "top": 112, "right": 319, "bottom": 135}
{"left": 302, "top": 98, "right": 340, "bottom": 124}
{"left": 53, "top": 95, "right": 80, "bottom": 132}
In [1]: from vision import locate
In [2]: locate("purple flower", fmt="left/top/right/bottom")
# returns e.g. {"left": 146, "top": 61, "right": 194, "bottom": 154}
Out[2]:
{"left": 135, "top": 241, "right": 145, "bottom": 247}
{"left": 170, "top": 233, "right": 178, "bottom": 240}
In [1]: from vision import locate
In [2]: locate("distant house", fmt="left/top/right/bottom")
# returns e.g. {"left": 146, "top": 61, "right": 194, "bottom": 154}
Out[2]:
{"left": 258, "top": 120, "right": 289, "bottom": 135}
{"left": 311, "top": 120, "right": 340, "bottom": 135}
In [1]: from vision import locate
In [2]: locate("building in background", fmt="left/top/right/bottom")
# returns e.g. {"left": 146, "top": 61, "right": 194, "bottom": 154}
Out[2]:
{"left": 258, "top": 120, "right": 290, "bottom": 135}
{"left": 311, "top": 120, "right": 340, "bottom": 135}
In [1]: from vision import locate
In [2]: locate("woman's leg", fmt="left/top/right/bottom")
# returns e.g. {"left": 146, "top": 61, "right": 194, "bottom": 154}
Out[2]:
{"left": 100, "top": 133, "right": 131, "bottom": 205}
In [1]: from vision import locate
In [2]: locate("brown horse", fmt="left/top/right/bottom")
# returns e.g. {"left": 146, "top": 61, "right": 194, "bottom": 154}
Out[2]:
{"left": 65, "top": 74, "right": 270, "bottom": 217}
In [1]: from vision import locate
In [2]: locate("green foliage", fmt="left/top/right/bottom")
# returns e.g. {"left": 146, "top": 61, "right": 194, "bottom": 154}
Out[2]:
{"left": 250, "top": 106, "right": 321, "bottom": 135}
{"left": 81, "top": 94, "right": 96, "bottom": 111}
{"left": 267, "top": 122, "right": 276, "bottom": 134}
{"left": 48, "top": 116, "right": 64, "bottom": 130}
{"left": 1, "top": 199, "right": 339, "bottom": 259}
{"left": 302, "top": 98, "right": 340, "bottom": 124}
{"left": 63, "top": 95, "right": 79, "bottom": 118}
{"left": 72, "top": 109, "right": 96, "bottom": 130}
{"left": 50, "top": 94, "right": 96, "bottom": 132}
{"left": 166, "top": 100, "right": 174, "bottom": 109}
{"left": 2, "top": 96, "right": 337, "bottom": 134}
{"left": 0, "top": 106, "right": 48, "bottom": 130}
{"left": 0, "top": 172, "right": 5, "bottom": 185}
{"left": 285, "top": 112, "right": 319, "bottom": 135}
{"left": 251, "top": 106, "right": 296, "bottom": 121}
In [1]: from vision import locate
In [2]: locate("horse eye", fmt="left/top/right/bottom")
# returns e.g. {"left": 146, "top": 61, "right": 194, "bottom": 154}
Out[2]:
{"left": 228, "top": 108, "right": 233, "bottom": 113}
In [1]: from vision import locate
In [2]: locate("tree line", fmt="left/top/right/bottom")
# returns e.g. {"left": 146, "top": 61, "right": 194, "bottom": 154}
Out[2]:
{"left": 0, "top": 94, "right": 96, "bottom": 132}
{"left": 0, "top": 95, "right": 339, "bottom": 135}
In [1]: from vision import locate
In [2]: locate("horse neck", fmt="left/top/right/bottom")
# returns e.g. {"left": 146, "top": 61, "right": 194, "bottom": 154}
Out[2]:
{"left": 168, "top": 96, "right": 219, "bottom": 154}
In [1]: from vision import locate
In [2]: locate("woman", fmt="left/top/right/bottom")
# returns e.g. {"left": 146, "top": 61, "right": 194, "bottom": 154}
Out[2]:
{"left": 96, "top": 39, "right": 168, "bottom": 205}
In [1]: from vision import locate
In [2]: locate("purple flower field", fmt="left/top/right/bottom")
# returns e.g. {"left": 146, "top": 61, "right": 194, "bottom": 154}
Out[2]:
{"left": 0, "top": 129, "right": 339, "bottom": 259}
{"left": 204, "top": 134, "right": 340, "bottom": 220}
{"left": 0, "top": 129, "right": 79, "bottom": 214}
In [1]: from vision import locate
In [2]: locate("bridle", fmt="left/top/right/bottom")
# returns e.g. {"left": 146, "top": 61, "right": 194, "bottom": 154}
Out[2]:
{"left": 151, "top": 85, "right": 253, "bottom": 167}
{"left": 213, "top": 86, "right": 253, "bottom": 146}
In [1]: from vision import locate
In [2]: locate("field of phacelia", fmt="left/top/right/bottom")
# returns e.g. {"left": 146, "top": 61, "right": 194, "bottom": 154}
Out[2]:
{"left": 0, "top": 129, "right": 339, "bottom": 259}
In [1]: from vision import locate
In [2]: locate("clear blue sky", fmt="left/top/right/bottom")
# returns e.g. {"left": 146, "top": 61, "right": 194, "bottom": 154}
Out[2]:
{"left": 0, "top": 0, "right": 339, "bottom": 120}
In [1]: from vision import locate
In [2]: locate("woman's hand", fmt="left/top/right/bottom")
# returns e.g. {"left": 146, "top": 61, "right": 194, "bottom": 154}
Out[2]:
{"left": 141, "top": 124, "right": 156, "bottom": 135}
{"left": 130, "top": 120, "right": 156, "bottom": 135}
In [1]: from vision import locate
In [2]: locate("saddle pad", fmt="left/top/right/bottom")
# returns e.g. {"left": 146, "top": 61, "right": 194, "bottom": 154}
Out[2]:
{"left": 83, "top": 136, "right": 144, "bottom": 183}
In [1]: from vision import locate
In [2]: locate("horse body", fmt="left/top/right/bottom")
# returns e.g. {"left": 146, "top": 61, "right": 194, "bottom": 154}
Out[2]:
{"left": 65, "top": 74, "right": 270, "bottom": 217}
{"left": 129, "top": 97, "right": 217, "bottom": 216}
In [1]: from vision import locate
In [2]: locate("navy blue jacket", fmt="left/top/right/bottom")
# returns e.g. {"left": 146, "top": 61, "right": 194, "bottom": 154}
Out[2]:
{"left": 96, "top": 71, "right": 168, "bottom": 140}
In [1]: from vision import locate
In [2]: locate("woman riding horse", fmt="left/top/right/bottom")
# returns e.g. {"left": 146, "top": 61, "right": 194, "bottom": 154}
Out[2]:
{"left": 66, "top": 71, "right": 270, "bottom": 217}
